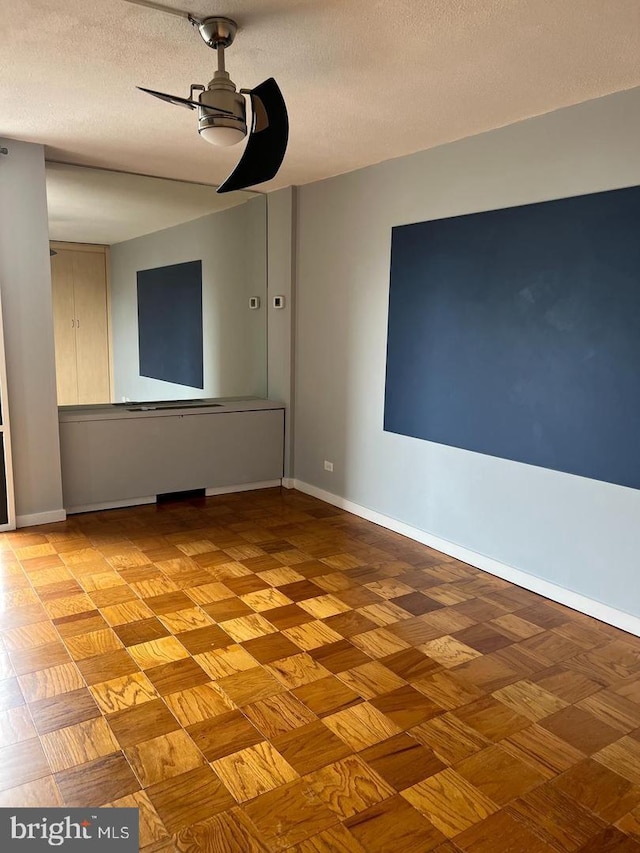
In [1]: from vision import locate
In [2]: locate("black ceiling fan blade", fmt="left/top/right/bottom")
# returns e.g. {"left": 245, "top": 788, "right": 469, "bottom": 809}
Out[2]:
{"left": 216, "top": 77, "right": 289, "bottom": 193}
{"left": 137, "top": 86, "right": 235, "bottom": 115}
{"left": 138, "top": 86, "right": 198, "bottom": 110}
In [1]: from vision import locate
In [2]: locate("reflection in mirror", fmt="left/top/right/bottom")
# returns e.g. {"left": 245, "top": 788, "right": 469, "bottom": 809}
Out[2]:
{"left": 46, "top": 163, "right": 267, "bottom": 407}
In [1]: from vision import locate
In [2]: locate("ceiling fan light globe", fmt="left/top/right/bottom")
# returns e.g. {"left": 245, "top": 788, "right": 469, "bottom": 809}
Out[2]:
{"left": 199, "top": 125, "right": 246, "bottom": 146}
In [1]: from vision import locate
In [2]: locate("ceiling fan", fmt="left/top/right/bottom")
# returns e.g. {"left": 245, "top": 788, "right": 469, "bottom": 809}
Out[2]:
{"left": 127, "top": 0, "right": 288, "bottom": 193}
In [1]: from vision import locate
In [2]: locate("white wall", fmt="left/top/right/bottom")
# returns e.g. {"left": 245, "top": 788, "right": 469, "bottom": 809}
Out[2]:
{"left": 110, "top": 197, "right": 267, "bottom": 401}
{"left": 294, "top": 87, "right": 640, "bottom": 619}
{"left": 0, "top": 139, "right": 65, "bottom": 525}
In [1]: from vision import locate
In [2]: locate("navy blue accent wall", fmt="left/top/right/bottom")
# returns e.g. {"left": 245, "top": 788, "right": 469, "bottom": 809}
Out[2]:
{"left": 137, "top": 260, "right": 204, "bottom": 390}
{"left": 384, "top": 184, "right": 640, "bottom": 490}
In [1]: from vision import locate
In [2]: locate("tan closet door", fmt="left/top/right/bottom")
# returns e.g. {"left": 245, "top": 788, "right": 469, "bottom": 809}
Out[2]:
{"left": 50, "top": 250, "right": 78, "bottom": 405}
{"left": 73, "top": 251, "right": 111, "bottom": 404}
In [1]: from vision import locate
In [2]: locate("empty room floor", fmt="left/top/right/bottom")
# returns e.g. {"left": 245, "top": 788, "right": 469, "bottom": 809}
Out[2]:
{"left": 1, "top": 488, "right": 640, "bottom": 853}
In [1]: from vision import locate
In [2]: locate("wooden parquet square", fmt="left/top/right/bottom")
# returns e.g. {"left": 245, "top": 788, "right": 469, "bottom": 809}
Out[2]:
{"left": 1, "top": 487, "right": 640, "bottom": 851}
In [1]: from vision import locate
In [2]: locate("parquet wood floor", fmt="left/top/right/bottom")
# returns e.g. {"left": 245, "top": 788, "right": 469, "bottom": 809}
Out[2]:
{"left": 1, "top": 487, "right": 640, "bottom": 852}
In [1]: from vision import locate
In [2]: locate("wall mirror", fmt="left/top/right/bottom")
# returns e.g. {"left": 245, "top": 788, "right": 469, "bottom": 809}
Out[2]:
{"left": 46, "top": 162, "right": 267, "bottom": 407}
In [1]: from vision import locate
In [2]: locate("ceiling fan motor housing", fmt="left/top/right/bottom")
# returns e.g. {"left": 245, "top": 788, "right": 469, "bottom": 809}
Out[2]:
{"left": 198, "top": 70, "right": 247, "bottom": 141}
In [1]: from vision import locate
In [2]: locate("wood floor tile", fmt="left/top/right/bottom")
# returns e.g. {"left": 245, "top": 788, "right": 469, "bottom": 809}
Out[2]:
{"left": 243, "top": 780, "right": 337, "bottom": 850}
{"left": 28, "top": 687, "right": 100, "bottom": 735}
{"left": 350, "top": 628, "right": 410, "bottom": 658}
{"left": 595, "top": 737, "right": 640, "bottom": 784}
{"left": 126, "top": 728, "right": 205, "bottom": 786}
{"left": 242, "top": 632, "right": 300, "bottom": 664}
{"left": 41, "top": 716, "right": 119, "bottom": 771}
{"left": 264, "top": 603, "right": 315, "bottom": 630}
{"left": 575, "top": 826, "right": 640, "bottom": 853}
{"left": 146, "top": 657, "right": 210, "bottom": 695}
{"left": 507, "top": 782, "right": 606, "bottom": 850}
{"left": 454, "top": 808, "right": 557, "bottom": 853}
{"left": 455, "top": 744, "right": 546, "bottom": 805}
{"left": 337, "top": 661, "right": 406, "bottom": 699}
{"left": 0, "top": 736, "right": 51, "bottom": 791}
{"left": 147, "top": 765, "right": 235, "bottom": 833}
{"left": 63, "top": 628, "right": 124, "bottom": 660}
{"left": 107, "top": 698, "right": 181, "bottom": 747}
{"left": 273, "top": 719, "right": 352, "bottom": 774}
{"left": 54, "top": 609, "right": 109, "bottom": 638}
{"left": 2, "top": 620, "right": 58, "bottom": 651}
{"left": 5, "top": 489, "right": 640, "bottom": 847}
{"left": 266, "top": 653, "right": 331, "bottom": 688}
{"left": 552, "top": 759, "right": 640, "bottom": 822}
{"left": 360, "top": 732, "right": 445, "bottom": 790}
{"left": 187, "top": 709, "right": 264, "bottom": 761}
{"left": 77, "top": 649, "right": 139, "bottom": 686}
{"left": 345, "top": 795, "right": 446, "bottom": 853}
{"left": 217, "top": 666, "right": 284, "bottom": 706}
{"left": 369, "top": 684, "right": 443, "bottom": 728}
{"left": 0, "top": 705, "right": 36, "bottom": 745}
{"left": 90, "top": 672, "right": 159, "bottom": 713}
{"left": 501, "top": 723, "right": 586, "bottom": 779}
{"left": 196, "top": 644, "right": 258, "bottom": 679}
{"left": 453, "top": 696, "right": 531, "bottom": 742}
{"left": 324, "top": 701, "right": 402, "bottom": 750}
{"left": 0, "top": 775, "right": 63, "bottom": 807}
{"left": 146, "top": 591, "right": 195, "bottom": 615}
{"left": 244, "top": 693, "right": 317, "bottom": 739}
{"left": 382, "top": 647, "right": 442, "bottom": 680}
{"left": 19, "top": 662, "right": 85, "bottom": 702}
{"left": 542, "top": 704, "right": 622, "bottom": 754}
{"left": 419, "top": 635, "right": 482, "bottom": 668}
{"left": 283, "top": 620, "right": 344, "bottom": 650}
{"left": 107, "top": 790, "right": 169, "bottom": 848}
{"left": 288, "top": 823, "right": 366, "bottom": 853}
{"left": 212, "top": 741, "right": 298, "bottom": 802}
{"left": 414, "top": 670, "right": 484, "bottom": 710}
{"left": 173, "top": 808, "right": 270, "bottom": 853}
{"left": 493, "top": 678, "right": 569, "bottom": 721}
{"left": 307, "top": 755, "right": 394, "bottom": 818}
{"left": 411, "top": 713, "right": 491, "bottom": 765}
{"left": 401, "top": 768, "right": 499, "bottom": 838}
{"left": 578, "top": 690, "right": 640, "bottom": 733}
{"left": 308, "top": 639, "right": 371, "bottom": 673}
{"left": 202, "top": 598, "right": 254, "bottom": 622}
{"left": 102, "top": 600, "right": 154, "bottom": 626}
{"left": 55, "top": 752, "right": 140, "bottom": 806}
{"left": 164, "top": 681, "right": 234, "bottom": 725}
{"left": 128, "top": 636, "right": 190, "bottom": 669}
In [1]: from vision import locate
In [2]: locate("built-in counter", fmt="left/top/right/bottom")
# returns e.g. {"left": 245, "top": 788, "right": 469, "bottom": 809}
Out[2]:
{"left": 59, "top": 399, "right": 285, "bottom": 514}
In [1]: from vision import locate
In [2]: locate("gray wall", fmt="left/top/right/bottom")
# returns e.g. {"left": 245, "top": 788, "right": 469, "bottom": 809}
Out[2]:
{"left": 267, "top": 187, "right": 296, "bottom": 478}
{"left": 110, "top": 197, "right": 267, "bottom": 401}
{"left": 0, "top": 139, "right": 64, "bottom": 524}
{"left": 294, "top": 86, "right": 640, "bottom": 618}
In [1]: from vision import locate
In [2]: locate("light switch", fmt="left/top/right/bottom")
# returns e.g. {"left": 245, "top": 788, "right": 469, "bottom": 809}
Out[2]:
{"left": 273, "top": 295, "right": 285, "bottom": 309}
{"left": 249, "top": 296, "right": 260, "bottom": 309}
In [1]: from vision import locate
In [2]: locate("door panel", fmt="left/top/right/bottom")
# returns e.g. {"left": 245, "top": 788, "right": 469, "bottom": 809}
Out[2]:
{"left": 50, "top": 250, "right": 78, "bottom": 405}
{"left": 73, "top": 251, "right": 111, "bottom": 404}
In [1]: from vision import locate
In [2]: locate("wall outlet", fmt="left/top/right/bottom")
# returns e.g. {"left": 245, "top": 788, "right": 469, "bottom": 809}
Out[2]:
{"left": 324, "top": 460, "right": 334, "bottom": 472}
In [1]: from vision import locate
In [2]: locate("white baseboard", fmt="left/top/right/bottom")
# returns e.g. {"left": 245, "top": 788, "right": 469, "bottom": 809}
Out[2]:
{"left": 292, "top": 479, "right": 640, "bottom": 638}
{"left": 206, "top": 480, "right": 282, "bottom": 496}
{"left": 16, "top": 509, "right": 67, "bottom": 528}
{"left": 66, "top": 496, "right": 157, "bottom": 515}
{"left": 282, "top": 478, "right": 296, "bottom": 489}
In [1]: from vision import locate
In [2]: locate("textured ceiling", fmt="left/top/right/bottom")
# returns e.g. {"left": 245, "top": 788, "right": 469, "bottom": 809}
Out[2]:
{"left": 2, "top": 0, "right": 640, "bottom": 191}
{"left": 46, "top": 162, "right": 254, "bottom": 244}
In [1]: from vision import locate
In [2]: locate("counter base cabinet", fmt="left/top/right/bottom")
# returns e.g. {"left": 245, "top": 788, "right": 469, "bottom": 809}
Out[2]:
{"left": 60, "top": 409, "right": 284, "bottom": 513}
